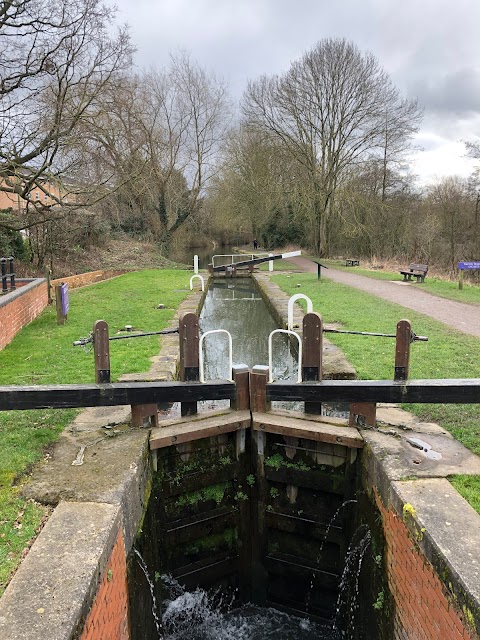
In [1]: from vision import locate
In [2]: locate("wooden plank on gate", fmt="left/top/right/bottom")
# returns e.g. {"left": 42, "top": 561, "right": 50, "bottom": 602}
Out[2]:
{"left": 252, "top": 412, "right": 364, "bottom": 448}
{"left": 150, "top": 409, "right": 251, "bottom": 449}
{"left": 0, "top": 380, "right": 236, "bottom": 411}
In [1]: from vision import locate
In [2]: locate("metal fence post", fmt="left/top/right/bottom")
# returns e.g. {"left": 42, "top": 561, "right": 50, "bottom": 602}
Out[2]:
{"left": 8, "top": 257, "right": 15, "bottom": 290}
{"left": 1, "top": 258, "right": 7, "bottom": 294}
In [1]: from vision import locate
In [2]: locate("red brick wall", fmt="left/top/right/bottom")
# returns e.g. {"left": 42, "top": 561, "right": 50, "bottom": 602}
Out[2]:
{"left": 79, "top": 530, "right": 130, "bottom": 640}
{"left": 375, "top": 492, "right": 474, "bottom": 640}
{"left": 51, "top": 270, "right": 128, "bottom": 291}
{"left": 0, "top": 280, "right": 48, "bottom": 350}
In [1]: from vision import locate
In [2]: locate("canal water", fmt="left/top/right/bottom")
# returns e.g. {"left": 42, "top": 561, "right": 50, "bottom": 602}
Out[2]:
{"left": 160, "top": 575, "right": 338, "bottom": 640}
{"left": 200, "top": 279, "right": 297, "bottom": 382}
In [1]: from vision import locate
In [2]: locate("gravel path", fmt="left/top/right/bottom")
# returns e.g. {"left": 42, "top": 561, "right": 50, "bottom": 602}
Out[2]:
{"left": 288, "top": 256, "right": 480, "bottom": 338}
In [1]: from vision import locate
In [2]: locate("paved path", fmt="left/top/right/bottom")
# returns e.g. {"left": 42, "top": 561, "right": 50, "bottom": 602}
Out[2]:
{"left": 288, "top": 256, "right": 480, "bottom": 338}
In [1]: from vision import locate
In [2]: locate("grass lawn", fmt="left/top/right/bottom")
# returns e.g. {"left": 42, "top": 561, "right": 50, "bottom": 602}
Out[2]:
{"left": 257, "top": 258, "right": 301, "bottom": 271}
{"left": 0, "top": 269, "right": 192, "bottom": 595}
{"left": 317, "top": 259, "right": 480, "bottom": 306}
{"left": 273, "top": 272, "right": 480, "bottom": 509}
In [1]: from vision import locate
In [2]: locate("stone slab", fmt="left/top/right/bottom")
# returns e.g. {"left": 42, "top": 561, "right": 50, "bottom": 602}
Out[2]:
{"left": 23, "top": 428, "right": 150, "bottom": 550}
{"left": 393, "top": 479, "right": 480, "bottom": 623}
{"left": 0, "top": 501, "right": 121, "bottom": 640}
{"left": 362, "top": 428, "right": 480, "bottom": 479}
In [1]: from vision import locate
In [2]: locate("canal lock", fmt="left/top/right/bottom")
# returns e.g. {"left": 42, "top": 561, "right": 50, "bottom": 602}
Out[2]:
{"left": 128, "top": 277, "right": 392, "bottom": 639}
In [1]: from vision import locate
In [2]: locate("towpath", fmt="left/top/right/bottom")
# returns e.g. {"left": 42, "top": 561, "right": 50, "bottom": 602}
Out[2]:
{"left": 287, "top": 256, "right": 480, "bottom": 338}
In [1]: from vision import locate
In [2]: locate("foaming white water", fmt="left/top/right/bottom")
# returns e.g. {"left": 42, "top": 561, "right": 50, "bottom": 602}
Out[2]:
{"left": 160, "top": 576, "right": 330, "bottom": 640}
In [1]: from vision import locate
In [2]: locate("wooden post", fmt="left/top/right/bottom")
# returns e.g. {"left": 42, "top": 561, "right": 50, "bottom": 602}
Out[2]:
{"left": 459, "top": 269, "right": 464, "bottom": 290}
{"left": 394, "top": 319, "right": 411, "bottom": 382}
{"left": 93, "top": 320, "right": 110, "bottom": 383}
{"left": 231, "top": 364, "right": 250, "bottom": 411}
{"left": 349, "top": 402, "right": 377, "bottom": 428}
{"left": 250, "top": 364, "right": 270, "bottom": 414}
{"left": 179, "top": 312, "right": 199, "bottom": 416}
{"left": 55, "top": 284, "right": 65, "bottom": 325}
{"left": 302, "top": 312, "right": 323, "bottom": 414}
{"left": 231, "top": 364, "right": 249, "bottom": 459}
{"left": 250, "top": 363, "right": 269, "bottom": 605}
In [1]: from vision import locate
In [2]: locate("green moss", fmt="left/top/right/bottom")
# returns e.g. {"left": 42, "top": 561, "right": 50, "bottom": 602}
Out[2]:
{"left": 462, "top": 605, "right": 476, "bottom": 630}
{"left": 264, "top": 453, "right": 311, "bottom": 472}
{"left": 175, "top": 482, "right": 228, "bottom": 508}
{"left": 402, "top": 503, "right": 416, "bottom": 520}
{"left": 270, "top": 487, "right": 279, "bottom": 499}
{"left": 246, "top": 474, "right": 255, "bottom": 486}
{"left": 373, "top": 590, "right": 385, "bottom": 610}
{"left": 184, "top": 528, "right": 238, "bottom": 555}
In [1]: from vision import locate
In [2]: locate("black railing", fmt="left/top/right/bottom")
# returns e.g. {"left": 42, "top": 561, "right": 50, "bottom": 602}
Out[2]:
{"left": 1, "top": 257, "right": 15, "bottom": 294}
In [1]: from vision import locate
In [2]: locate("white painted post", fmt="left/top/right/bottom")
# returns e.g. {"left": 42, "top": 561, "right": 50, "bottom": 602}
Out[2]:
{"left": 269, "top": 253, "right": 274, "bottom": 271}
{"left": 287, "top": 294, "right": 313, "bottom": 331}
{"left": 194, "top": 255, "right": 199, "bottom": 274}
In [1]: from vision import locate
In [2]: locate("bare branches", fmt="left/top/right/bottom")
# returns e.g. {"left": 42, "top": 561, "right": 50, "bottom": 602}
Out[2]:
{"left": 243, "top": 38, "right": 422, "bottom": 255}
{"left": 0, "top": 0, "right": 133, "bottom": 227}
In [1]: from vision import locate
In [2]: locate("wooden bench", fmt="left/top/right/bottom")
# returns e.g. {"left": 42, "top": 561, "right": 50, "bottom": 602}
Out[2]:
{"left": 345, "top": 259, "right": 359, "bottom": 267}
{"left": 399, "top": 263, "right": 428, "bottom": 283}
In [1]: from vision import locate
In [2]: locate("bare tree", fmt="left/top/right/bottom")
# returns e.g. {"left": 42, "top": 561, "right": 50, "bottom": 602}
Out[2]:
{"left": 82, "top": 54, "right": 231, "bottom": 246}
{"left": 243, "top": 38, "right": 422, "bottom": 256}
{"left": 376, "top": 97, "right": 422, "bottom": 202}
{"left": 428, "top": 176, "right": 471, "bottom": 271}
{"left": 0, "top": 0, "right": 132, "bottom": 231}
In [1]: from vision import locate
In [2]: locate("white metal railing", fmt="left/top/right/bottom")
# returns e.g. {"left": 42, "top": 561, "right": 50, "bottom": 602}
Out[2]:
{"left": 211, "top": 253, "right": 270, "bottom": 268}
{"left": 199, "top": 329, "right": 233, "bottom": 383}
{"left": 268, "top": 329, "right": 302, "bottom": 383}
{"left": 287, "top": 294, "right": 313, "bottom": 330}
{"left": 189, "top": 274, "right": 205, "bottom": 291}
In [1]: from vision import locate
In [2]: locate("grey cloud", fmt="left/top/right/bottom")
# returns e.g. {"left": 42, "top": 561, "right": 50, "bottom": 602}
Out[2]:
{"left": 410, "top": 69, "right": 480, "bottom": 117}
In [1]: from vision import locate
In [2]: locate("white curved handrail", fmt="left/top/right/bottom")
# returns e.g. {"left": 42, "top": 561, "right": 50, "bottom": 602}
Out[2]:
{"left": 287, "top": 294, "right": 313, "bottom": 330}
{"left": 189, "top": 274, "right": 205, "bottom": 291}
{"left": 268, "top": 329, "right": 302, "bottom": 383}
{"left": 199, "top": 329, "right": 233, "bottom": 383}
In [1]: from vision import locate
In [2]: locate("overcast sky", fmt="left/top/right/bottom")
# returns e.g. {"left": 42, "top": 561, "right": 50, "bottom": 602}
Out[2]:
{"left": 114, "top": 0, "right": 480, "bottom": 186}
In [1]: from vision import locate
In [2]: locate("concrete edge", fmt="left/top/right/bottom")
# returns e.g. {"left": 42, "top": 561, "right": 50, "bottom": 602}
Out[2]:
{"left": 363, "top": 448, "right": 480, "bottom": 636}
{"left": 0, "top": 277, "right": 46, "bottom": 309}
{"left": 0, "top": 501, "right": 122, "bottom": 640}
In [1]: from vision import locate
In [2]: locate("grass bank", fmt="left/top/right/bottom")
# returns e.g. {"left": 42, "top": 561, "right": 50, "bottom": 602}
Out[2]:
{"left": 273, "top": 272, "right": 480, "bottom": 509}
{"left": 318, "top": 259, "right": 480, "bottom": 306}
{"left": 0, "top": 269, "right": 192, "bottom": 595}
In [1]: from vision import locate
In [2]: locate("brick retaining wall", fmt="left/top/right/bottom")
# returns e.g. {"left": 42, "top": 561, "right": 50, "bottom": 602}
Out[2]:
{"left": 374, "top": 489, "right": 476, "bottom": 640}
{"left": 79, "top": 530, "right": 130, "bottom": 640}
{"left": 51, "top": 270, "right": 129, "bottom": 291}
{"left": 0, "top": 279, "right": 48, "bottom": 350}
